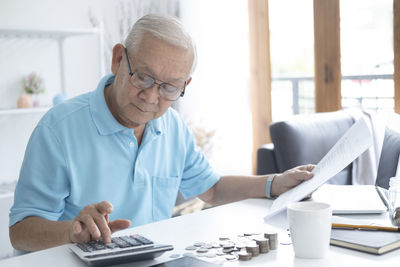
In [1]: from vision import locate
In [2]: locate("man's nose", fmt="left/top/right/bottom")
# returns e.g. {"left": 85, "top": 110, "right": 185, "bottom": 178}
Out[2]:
{"left": 140, "top": 84, "right": 160, "bottom": 104}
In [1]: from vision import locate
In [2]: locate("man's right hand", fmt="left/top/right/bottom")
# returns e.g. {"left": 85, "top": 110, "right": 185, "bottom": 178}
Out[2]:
{"left": 69, "top": 201, "right": 131, "bottom": 244}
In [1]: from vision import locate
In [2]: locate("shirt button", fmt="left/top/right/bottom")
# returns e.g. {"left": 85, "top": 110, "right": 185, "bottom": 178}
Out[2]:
{"left": 129, "top": 142, "right": 134, "bottom": 148}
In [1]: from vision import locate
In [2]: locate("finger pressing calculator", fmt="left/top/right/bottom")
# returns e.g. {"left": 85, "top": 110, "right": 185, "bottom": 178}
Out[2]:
{"left": 70, "top": 234, "right": 173, "bottom": 266}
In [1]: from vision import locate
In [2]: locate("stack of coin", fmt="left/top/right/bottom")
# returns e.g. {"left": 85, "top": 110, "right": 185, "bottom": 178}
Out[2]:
{"left": 221, "top": 242, "right": 235, "bottom": 253}
{"left": 246, "top": 242, "right": 260, "bottom": 257}
{"left": 264, "top": 232, "right": 278, "bottom": 250}
{"left": 254, "top": 237, "right": 270, "bottom": 253}
{"left": 238, "top": 250, "right": 252, "bottom": 261}
{"left": 184, "top": 231, "right": 279, "bottom": 264}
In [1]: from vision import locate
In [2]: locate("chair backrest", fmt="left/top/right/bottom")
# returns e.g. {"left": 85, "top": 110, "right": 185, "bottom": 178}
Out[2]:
{"left": 269, "top": 111, "right": 355, "bottom": 185}
{"left": 376, "top": 128, "right": 400, "bottom": 189}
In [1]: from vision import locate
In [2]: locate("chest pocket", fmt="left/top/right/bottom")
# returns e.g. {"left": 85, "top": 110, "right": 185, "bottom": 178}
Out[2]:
{"left": 152, "top": 175, "right": 180, "bottom": 221}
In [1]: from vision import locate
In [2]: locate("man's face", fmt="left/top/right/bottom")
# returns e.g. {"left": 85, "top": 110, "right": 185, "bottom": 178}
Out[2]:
{"left": 109, "top": 34, "right": 193, "bottom": 129}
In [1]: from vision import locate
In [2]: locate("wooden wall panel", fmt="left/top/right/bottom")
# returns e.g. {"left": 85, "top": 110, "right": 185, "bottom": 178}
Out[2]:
{"left": 248, "top": 0, "right": 272, "bottom": 174}
{"left": 313, "top": 0, "right": 342, "bottom": 112}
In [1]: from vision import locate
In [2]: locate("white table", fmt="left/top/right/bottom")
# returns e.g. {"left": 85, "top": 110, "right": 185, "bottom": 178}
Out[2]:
{"left": 1, "top": 198, "right": 399, "bottom": 267}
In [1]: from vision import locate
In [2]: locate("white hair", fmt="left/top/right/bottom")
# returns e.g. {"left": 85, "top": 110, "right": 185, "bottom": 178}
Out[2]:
{"left": 124, "top": 14, "right": 197, "bottom": 76}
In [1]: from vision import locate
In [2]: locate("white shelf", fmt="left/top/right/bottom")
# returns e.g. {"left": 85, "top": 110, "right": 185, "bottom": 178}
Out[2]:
{"left": 0, "top": 181, "right": 16, "bottom": 196}
{"left": 0, "top": 27, "right": 105, "bottom": 99}
{"left": 0, "top": 28, "right": 102, "bottom": 39}
{"left": 0, "top": 106, "right": 50, "bottom": 116}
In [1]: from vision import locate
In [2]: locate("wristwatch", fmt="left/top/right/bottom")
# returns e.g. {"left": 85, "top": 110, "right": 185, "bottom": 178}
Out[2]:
{"left": 265, "top": 174, "right": 276, "bottom": 199}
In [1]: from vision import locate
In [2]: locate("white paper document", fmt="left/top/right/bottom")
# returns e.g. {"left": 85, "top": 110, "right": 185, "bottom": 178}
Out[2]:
{"left": 264, "top": 117, "right": 373, "bottom": 220}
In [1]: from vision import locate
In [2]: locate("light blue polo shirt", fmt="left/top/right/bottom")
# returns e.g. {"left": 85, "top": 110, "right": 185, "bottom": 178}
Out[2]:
{"left": 10, "top": 74, "right": 220, "bottom": 227}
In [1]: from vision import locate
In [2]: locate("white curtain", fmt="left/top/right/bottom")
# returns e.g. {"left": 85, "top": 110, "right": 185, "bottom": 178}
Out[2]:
{"left": 89, "top": 0, "right": 180, "bottom": 73}
{"left": 178, "top": 0, "right": 253, "bottom": 175}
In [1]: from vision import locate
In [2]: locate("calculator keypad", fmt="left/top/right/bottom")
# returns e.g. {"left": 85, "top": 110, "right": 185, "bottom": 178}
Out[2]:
{"left": 76, "top": 234, "right": 153, "bottom": 252}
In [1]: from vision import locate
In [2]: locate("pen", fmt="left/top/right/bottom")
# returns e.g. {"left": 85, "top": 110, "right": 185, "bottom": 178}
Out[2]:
{"left": 375, "top": 185, "right": 390, "bottom": 210}
{"left": 332, "top": 223, "right": 400, "bottom": 232}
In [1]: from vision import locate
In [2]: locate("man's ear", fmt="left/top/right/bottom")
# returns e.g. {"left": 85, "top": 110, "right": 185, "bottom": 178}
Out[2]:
{"left": 111, "top": 43, "right": 125, "bottom": 75}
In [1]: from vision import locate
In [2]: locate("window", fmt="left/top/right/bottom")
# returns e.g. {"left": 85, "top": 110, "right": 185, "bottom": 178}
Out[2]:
{"left": 269, "top": 0, "right": 315, "bottom": 121}
{"left": 340, "top": 0, "right": 394, "bottom": 114}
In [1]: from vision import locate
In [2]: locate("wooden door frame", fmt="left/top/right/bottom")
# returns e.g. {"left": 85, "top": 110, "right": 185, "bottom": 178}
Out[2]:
{"left": 248, "top": 0, "right": 272, "bottom": 174}
{"left": 313, "top": 0, "right": 342, "bottom": 112}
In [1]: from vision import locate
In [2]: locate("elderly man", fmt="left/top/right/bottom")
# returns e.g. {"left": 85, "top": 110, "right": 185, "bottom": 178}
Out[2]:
{"left": 9, "top": 14, "right": 314, "bottom": 251}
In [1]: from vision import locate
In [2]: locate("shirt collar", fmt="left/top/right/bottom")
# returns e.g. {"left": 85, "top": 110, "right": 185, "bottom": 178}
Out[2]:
{"left": 90, "top": 74, "right": 166, "bottom": 136}
{"left": 146, "top": 116, "right": 164, "bottom": 137}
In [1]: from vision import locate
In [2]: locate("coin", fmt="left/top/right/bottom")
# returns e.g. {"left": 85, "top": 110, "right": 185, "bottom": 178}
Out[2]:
{"left": 216, "top": 250, "right": 225, "bottom": 256}
{"left": 211, "top": 242, "right": 221, "bottom": 248}
{"left": 197, "top": 247, "right": 209, "bottom": 253}
{"left": 222, "top": 243, "right": 235, "bottom": 249}
{"left": 264, "top": 231, "right": 278, "bottom": 240}
{"left": 205, "top": 243, "right": 213, "bottom": 249}
{"left": 235, "top": 242, "right": 247, "bottom": 250}
{"left": 254, "top": 237, "right": 269, "bottom": 246}
{"left": 264, "top": 232, "right": 278, "bottom": 250}
{"left": 246, "top": 243, "right": 260, "bottom": 257}
{"left": 225, "top": 254, "right": 238, "bottom": 261}
{"left": 183, "top": 229, "right": 279, "bottom": 262}
{"left": 194, "top": 242, "right": 206, "bottom": 247}
{"left": 222, "top": 248, "right": 233, "bottom": 253}
{"left": 183, "top": 252, "right": 194, "bottom": 257}
{"left": 238, "top": 250, "right": 252, "bottom": 261}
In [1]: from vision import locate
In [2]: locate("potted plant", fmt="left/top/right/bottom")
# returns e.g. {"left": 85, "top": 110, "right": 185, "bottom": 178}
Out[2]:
{"left": 17, "top": 72, "right": 45, "bottom": 108}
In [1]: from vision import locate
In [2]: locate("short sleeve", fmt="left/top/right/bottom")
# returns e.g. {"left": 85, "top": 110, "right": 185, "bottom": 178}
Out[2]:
{"left": 9, "top": 124, "right": 70, "bottom": 227}
{"left": 179, "top": 127, "right": 220, "bottom": 199}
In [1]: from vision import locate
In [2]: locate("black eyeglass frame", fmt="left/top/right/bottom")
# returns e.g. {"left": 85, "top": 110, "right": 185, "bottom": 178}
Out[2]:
{"left": 124, "top": 48, "right": 186, "bottom": 101}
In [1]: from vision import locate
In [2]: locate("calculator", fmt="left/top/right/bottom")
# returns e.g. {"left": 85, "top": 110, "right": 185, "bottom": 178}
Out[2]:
{"left": 70, "top": 234, "right": 173, "bottom": 266}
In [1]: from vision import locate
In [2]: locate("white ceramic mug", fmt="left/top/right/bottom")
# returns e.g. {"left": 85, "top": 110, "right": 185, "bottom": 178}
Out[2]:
{"left": 287, "top": 201, "right": 332, "bottom": 259}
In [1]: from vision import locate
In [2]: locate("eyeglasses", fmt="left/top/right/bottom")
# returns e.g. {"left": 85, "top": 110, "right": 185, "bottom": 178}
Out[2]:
{"left": 124, "top": 48, "right": 186, "bottom": 101}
